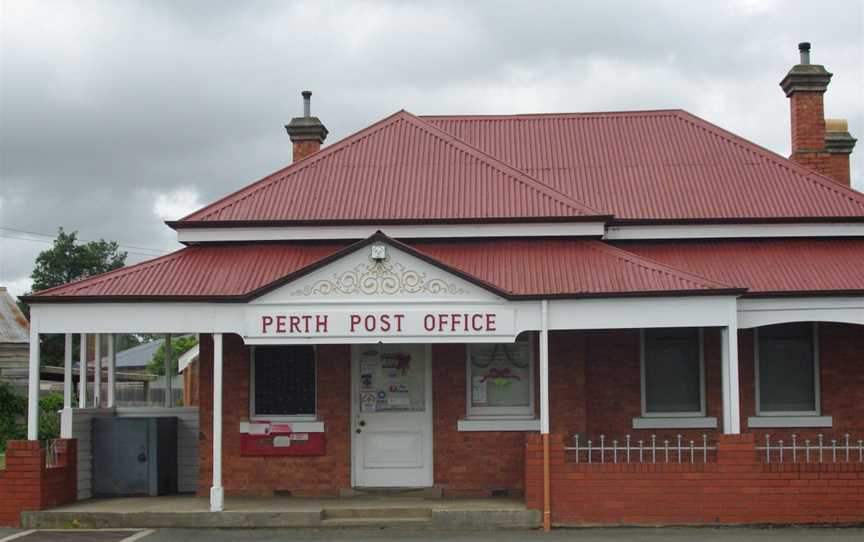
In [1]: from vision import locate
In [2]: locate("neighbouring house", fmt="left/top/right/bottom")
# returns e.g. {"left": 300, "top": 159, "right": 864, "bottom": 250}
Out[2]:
{"left": 6, "top": 43, "right": 864, "bottom": 529}
{"left": 0, "top": 287, "right": 29, "bottom": 387}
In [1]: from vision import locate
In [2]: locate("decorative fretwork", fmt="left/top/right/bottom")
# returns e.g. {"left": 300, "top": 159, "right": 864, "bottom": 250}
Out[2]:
{"left": 289, "top": 260, "right": 468, "bottom": 297}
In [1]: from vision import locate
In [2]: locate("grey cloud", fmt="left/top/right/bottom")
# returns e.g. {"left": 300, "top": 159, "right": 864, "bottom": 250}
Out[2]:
{"left": 1, "top": 0, "right": 862, "bottom": 297}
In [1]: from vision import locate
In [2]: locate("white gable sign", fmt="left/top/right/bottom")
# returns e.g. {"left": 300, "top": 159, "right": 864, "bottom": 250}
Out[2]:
{"left": 244, "top": 241, "right": 517, "bottom": 344}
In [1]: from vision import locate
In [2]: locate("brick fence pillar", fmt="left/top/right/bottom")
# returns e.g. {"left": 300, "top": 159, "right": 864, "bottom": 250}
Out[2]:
{"left": 0, "top": 439, "right": 77, "bottom": 527}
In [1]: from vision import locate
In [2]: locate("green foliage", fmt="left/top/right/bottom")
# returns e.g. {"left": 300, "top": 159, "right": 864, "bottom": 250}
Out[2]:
{"left": 18, "top": 228, "right": 127, "bottom": 366}
{"left": 0, "top": 382, "right": 62, "bottom": 452}
{"left": 146, "top": 335, "right": 199, "bottom": 376}
{"left": 0, "top": 382, "right": 26, "bottom": 452}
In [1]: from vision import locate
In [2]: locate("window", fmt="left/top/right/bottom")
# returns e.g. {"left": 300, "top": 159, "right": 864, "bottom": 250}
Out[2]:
{"left": 756, "top": 323, "right": 819, "bottom": 415}
{"left": 251, "top": 345, "right": 316, "bottom": 419}
{"left": 466, "top": 336, "right": 534, "bottom": 418}
{"left": 641, "top": 328, "right": 705, "bottom": 416}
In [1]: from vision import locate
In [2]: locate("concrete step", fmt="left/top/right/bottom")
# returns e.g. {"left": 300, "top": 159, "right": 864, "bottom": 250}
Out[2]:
{"left": 322, "top": 506, "right": 433, "bottom": 520}
{"left": 321, "top": 517, "right": 433, "bottom": 528}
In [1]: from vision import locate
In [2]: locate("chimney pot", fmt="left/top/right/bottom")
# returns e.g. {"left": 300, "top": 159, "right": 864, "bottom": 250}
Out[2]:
{"left": 798, "top": 42, "right": 811, "bottom": 64}
{"left": 302, "top": 90, "right": 312, "bottom": 117}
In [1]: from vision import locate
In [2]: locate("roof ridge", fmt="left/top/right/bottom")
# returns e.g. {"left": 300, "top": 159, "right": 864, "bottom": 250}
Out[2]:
{"left": 29, "top": 248, "right": 192, "bottom": 297}
{"left": 420, "top": 109, "right": 684, "bottom": 120}
{"left": 673, "top": 110, "right": 864, "bottom": 212}
{"left": 401, "top": 111, "right": 606, "bottom": 216}
{"left": 584, "top": 240, "right": 737, "bottom": 290}
{"left": 178, "top": 110, "right": 412, "bottom": 223}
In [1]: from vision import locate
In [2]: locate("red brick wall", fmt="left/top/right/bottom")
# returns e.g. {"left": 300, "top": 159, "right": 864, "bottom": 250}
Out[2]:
{"left": 198, "top": 334, "right": 350, "bottom": 497}
{"left": 526, "top": 433, "right": 864, "bottom": 525}
{"left": 0, "top": 439, "right": 77, "bottom": 527}
{"left": 432, "top": 344, "right": 528, "bottom": 497}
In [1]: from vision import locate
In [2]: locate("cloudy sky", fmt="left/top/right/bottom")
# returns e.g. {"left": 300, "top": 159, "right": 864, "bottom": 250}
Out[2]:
{"left": 1, "top": 0, "right": 862, "bottom": 300}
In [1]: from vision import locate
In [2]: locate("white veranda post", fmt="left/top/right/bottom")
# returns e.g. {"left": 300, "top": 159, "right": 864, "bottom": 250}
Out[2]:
{"left": 27, "top": 317, "right": 40, "bottom": 440}
{"left": 165, "top": 333, "right": 173, "bottom": 407}
{"left": 107, "top": 333, "right": 116, "bottom": 408}
{"left": 721, "top": 324, "right": 741, "bottom": 434}
{"left": 210, "top": 333, "right": 224, "bottom": 512}
{"left": 63, "top": 333, "right": 73, "bottom": 409}
{"left": 78, "top": 333, "right": 87, "bottom": 408}
{"left": 94, "top": 334, "right": 102, "bottom": 407}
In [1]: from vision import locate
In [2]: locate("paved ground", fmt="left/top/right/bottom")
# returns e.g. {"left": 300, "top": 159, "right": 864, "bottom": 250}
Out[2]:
{"left": 1, "top": 527, "right": 862, "bottom": 541}
{"left": 137, "top": 527, "right": 864, "bottom": 541}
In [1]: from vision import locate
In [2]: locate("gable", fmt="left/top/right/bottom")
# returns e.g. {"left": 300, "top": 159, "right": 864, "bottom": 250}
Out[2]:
{"left": 252, "top": 239, "right": 503, "bottom": 304}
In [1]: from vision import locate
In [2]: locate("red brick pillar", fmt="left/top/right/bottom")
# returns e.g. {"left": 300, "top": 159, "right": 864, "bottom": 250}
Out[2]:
{"left": 0, "top": 439, "right": 77, "bottom": 527}
{"left": 716, "top": 433, "right": 757, "bottom": 465}
{"left": 524, "top": 434, "right": 566, "bottom": 512}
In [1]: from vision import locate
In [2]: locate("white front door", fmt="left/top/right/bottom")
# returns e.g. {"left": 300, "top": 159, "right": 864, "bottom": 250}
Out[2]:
{"left": 351, "top": 344, "right": 433, "bottom": 488}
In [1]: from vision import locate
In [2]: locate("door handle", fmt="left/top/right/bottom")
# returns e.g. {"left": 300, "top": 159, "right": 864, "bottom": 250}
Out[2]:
{"left": 359, "top": 420, "right": 366, "bottom": 427}
{"left": 137, "top": 452, "right": 147, "bottom": 462}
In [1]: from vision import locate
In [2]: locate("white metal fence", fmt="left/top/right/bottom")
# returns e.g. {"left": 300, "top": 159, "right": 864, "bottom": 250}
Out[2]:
{"left": 564, "top": 434, "right": 717, "bottom": 464}
{"left": 756, "top": 434, "right": 864, "bottom": 464}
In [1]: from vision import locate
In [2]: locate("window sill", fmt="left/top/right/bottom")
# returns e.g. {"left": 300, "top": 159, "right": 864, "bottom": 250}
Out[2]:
{"left": 747, "top": 416, "right": 833, "bottom": 428}
{"left": 632, "top": 417, "right": 718, "bottom": 429}
{"left": 241, "top": 420, "right": 325, "bottom": 433}
{"left": 457, "top": 419, "right": 540, "bottom": 432}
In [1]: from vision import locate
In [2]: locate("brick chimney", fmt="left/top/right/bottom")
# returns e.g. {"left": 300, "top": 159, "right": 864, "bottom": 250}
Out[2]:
{"left": 285, "top": 90, "right": 328, "bottom": 162}
{"left": 780, "top": 42, "right": 856, "bottom": 185}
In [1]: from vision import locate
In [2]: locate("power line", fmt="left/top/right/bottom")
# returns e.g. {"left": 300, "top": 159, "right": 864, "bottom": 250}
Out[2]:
{"left": 0, "top": 226, "right": 170, "bottom": 256}
{"left": 0, "top": 232, "right": 169, "bottom": 258}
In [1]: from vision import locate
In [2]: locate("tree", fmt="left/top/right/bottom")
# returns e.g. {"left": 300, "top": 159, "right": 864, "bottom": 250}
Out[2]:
{"left": 20, "top": 228, "right": 127, "bottom": 366}
{"left": 146, "top": 335, "right": 199, "bottom": 376}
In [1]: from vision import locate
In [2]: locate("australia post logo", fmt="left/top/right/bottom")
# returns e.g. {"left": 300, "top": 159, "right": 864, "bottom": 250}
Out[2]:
{"left": 250, "top": 309, "right": 513, "bottom": 339}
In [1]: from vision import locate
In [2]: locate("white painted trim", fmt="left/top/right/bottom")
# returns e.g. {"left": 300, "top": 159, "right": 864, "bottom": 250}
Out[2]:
{"left": 747, "top": 415, "right": 833, "bottom": 428}
{"left": 250, "top": 345, "right": 317, "bottom": 419}
{"left": 465, "top": 336, "right": 535, "bottom": 418}
{"left": 210, "top": 332, "right": 224, "bottom": 512}
{"left": 737, "top": 297, "right": 864, "bottom": 328}
{"left": 639, "top": 328, "right": 706, "bottom": 417}
{"left": 605, "top": 222, "right": 864, "bottom": 240}
{"left": 721, "top": 316, "right": 741, "bottom": 434}
{"left": 176, "top": 222, "right": 607, "bottom": 243}
{"left": 457, "top": 419, "right": 540, "bottom": 432}
{"left": 632, "top": 416, "right": 718, "bottom": 429}
{"left": 754, "top": 322, "right": 821, "bottom": 416}
{"left": 93, "top": 334, "right": 101, "bottom": 408}
{"left": 164, "top": 333, "right": 172, "bottom": 408}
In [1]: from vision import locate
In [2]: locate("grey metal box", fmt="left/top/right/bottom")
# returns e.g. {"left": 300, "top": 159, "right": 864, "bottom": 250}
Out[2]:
{"left": 92, "top": 417, "right": 178, "bottom": 497}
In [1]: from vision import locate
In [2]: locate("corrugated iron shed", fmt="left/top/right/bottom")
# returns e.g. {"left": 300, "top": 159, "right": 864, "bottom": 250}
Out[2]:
{"left": 615, "top": 239, "right": 864, "bottom": 295}
{"left": 0, "top": 287, "right": 29, "bottom": 343}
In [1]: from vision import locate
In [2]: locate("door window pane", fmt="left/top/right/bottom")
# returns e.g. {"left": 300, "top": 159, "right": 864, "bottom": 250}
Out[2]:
{"left": 644, "top": 328, "right": 701, "bottom": 414}
{"left": 357, "top": 344, "right": 425, "bottom": 413}
{"left": 254, "top": 345, "right": 315, "bottom": 416}
{"left": 469, "top": 340, "right": 531, "bottom": 411}
{"left": 758, "top": 323, "right": 816, "bottom": 413}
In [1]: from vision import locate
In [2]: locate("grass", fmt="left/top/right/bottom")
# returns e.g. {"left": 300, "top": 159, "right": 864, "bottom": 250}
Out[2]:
{"left": 0, "top": 452, "right": 5, "bottom": 470}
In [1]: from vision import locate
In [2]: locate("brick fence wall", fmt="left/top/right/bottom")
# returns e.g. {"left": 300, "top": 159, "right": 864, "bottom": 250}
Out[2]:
{"left": 526, "top": 433, "right": 864, "bottom": 525}
{"left": 0, "top": 439, "right": 77, "bottom": 527}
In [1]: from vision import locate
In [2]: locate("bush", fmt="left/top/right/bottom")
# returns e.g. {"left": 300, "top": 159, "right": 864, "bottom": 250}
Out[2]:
{"left": 0, "top": 381, "right": 63, "bottom": 451}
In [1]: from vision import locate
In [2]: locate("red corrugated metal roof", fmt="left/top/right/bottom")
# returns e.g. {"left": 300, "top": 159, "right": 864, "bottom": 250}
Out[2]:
{"left": 424, "top": 110, "right": 864, "bottom": 221}
{"left": 24, "top": 235, "right": 737, "bottom": 302}
{"left": 179, "top": 111, "right": 603, "bottom": 224}
{"left": 616, "top": 239, "right": 864, "bottom": 295}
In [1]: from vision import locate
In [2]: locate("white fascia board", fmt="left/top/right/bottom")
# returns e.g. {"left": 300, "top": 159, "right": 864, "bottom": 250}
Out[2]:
{"left": 31, "top": 303, "right": 243, "bottom": 334}
{"left": 605, "top": 222, "right": 864, "bottom": 240}
{"left": 176, "top": 222, "right": 607, "bottom": 243}
{"left": 546, "top": 296, "right": 739, "bottom": 330}
{"left": 737, "top": 296, "right": 864, "bottom": 328}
